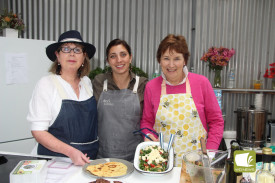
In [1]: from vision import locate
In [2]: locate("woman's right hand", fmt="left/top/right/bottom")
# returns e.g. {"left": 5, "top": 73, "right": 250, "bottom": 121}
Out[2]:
{"left": 32, "top": 131, "right": 90, "bottom": 166}
{"left": 145, "top": 134, "right": 159, "bottom": 142}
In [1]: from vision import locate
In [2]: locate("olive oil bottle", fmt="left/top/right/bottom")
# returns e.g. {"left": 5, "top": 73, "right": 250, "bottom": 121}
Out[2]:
{"left": 225, "top": 141, "right": 242, "bottom": 183}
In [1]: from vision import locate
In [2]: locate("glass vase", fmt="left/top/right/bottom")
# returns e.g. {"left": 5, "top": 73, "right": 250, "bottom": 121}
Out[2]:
{"left": 214, "top": 69, "right": 221, "bottom": 88}
{"left": 272, "top": 77, "right": 275, "bottom": 90}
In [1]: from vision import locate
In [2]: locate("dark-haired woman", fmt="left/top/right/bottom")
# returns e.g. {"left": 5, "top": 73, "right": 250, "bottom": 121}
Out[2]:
{"left": 92, "top": 39, "right": 148, "bottom": 162}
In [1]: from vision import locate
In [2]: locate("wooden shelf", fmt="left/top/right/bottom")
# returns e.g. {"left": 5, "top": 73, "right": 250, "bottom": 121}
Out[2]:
{"left": 213, "top": 88, "right": 275, "bottom": 94}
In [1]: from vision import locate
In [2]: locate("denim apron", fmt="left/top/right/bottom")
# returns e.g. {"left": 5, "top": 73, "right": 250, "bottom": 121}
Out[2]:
{"left": 38, "top": 75, "right": 99, "bottom": 159}
{"left": 97, "top": 76, "right": 143, "bottom": 162}
{"left": 154, "top": 78, "right": 207, "bottom": 167}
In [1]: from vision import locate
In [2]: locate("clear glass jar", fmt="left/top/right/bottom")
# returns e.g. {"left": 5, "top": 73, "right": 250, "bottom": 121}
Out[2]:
{"left": 255, "top": 147, "right": 274, "bottom": 183}
{"left": 214, "top": 69, "right": 221, "bottom": 88}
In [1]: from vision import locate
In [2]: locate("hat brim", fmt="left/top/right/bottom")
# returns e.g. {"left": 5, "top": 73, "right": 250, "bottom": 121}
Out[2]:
{"left": 46, "top": 42, "right": 96, "bottom": 61}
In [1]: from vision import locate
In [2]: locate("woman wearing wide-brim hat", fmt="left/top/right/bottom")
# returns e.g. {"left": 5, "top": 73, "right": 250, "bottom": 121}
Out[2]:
{"left": 27, "top": 30, "right": 99, "bottom": 166}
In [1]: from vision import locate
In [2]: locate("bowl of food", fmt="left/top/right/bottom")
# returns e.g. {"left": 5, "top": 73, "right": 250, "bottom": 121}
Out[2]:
{"left": 133, "top": 141, "right": 174, "bottom": 175}
{"left": 181, "top": 149, "right": 227, "bottom": 183}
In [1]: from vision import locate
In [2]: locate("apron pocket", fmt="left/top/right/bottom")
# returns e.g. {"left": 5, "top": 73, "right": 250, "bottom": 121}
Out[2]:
{"left": 122, "top": 104, "right": 139, "bottom": 117}
{"left": 122, "top": 95, "right": 140, "bottom": 117}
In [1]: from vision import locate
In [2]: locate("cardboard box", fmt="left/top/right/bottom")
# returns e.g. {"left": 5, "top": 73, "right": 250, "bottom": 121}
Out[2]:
{"left": 10, "top": 160, "right": 47, "bottom": 183}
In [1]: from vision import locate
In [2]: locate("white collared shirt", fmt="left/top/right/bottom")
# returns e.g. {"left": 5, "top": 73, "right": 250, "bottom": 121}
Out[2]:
{"left": 27, "top": 75, "right": 93, "bottom": 131}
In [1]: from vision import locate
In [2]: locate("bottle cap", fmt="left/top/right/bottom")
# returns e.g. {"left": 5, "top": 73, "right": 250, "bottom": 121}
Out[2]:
{"left": 262, "top": 147, "right": 272, "bottom": 155}
{"left": 231, "top": 141, "right": 239, "bottom": 147}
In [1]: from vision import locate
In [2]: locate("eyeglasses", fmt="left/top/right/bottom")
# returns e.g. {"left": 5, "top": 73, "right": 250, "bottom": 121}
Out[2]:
{"left": 60, "top": 47, "right": 83, "bottom": 54}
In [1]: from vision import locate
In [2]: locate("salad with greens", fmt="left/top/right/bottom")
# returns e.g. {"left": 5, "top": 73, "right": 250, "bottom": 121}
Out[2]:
{"left": 139, "top": 145, "right": 169, "bottom": 172}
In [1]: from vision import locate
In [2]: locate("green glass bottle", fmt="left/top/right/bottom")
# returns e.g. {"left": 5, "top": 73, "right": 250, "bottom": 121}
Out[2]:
{"left": 225, "top": 141, "right": 242, "bottom": 183}
{"left": 152, "top": 69, "right": 160, "bottom": 79}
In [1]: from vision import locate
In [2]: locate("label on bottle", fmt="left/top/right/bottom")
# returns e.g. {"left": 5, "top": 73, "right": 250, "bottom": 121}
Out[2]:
{"left": 227, "top": 69, "right": 235, "bottom": 88}
{"left": 214, "top": 90, "right": 222, "bottom": 109}
{"left": 256, "top": 170, "right": 274, "bottom": 183}
{"left": 234, "top": 150, "right": 256, "bottom": 173}
{"left": 229, "top": 71, "right": 235, "bottom": 80}
{"left": 152, "top": 70, "right": 160, "bottom": 79}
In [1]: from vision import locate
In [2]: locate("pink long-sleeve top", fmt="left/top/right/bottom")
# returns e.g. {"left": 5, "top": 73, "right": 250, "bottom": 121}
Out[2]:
{"left": 141, "top": 72, "right": 224, "bottom": 149}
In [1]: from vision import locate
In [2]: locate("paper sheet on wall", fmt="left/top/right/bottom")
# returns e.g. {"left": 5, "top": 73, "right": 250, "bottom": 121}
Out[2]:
{"left": 5, "top": 53, "right": 28, "bottom": 85}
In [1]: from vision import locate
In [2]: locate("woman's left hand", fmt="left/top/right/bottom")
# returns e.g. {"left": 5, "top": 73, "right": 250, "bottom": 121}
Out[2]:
{"left": 145, "top": 134, "right": 159, "bottom": 142}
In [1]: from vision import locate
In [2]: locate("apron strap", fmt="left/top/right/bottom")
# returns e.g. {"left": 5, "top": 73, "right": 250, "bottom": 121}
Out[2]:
{"left": 133, "top": 75, "right": 140, "bottom": 93}
{"left": 50, "top": 75, "right": 68, "bottom": 99}
{"left": 161, "top": 77, "right": 191, "bottom": 95}
{"left": 186, "top": 78, "right": 191, "bottom": 94}
{"left": 83, "top": 82, "right": 93, "bottom": 97}
{"left": 103, "top": 79, "right": 108, "bottom": 92}
{"left": 161, "top": 80, "right": 166, "bottom": 95}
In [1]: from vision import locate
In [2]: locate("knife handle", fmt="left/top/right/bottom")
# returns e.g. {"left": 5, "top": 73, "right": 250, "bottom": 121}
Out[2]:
{"left": 200, "top": 137, "right": 207, "bottom": 154}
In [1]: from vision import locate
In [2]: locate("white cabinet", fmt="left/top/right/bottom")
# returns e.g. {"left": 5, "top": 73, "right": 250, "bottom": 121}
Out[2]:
{"left": 0, "top": 37, "right": 53, "bottom": 153}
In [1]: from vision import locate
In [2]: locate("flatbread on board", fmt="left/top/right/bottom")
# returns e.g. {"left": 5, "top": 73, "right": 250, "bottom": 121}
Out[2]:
{"left": 86, "top": 162, "right": 127, "bottom": 177}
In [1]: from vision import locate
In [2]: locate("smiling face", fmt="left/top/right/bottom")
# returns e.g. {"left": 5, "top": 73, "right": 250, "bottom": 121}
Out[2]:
{"left": 55, "top": 43, "right": 86, "bottom": 75}
{"left": 160, "top": 49, "right": 186, "bottom": 85}
{"left": 107, "top": 44, "right": 132, "bottom": 75}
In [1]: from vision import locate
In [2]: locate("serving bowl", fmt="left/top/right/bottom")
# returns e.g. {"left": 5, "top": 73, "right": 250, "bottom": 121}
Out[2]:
{"left": 133, "top": 141, "right": 174, "bottom": 176}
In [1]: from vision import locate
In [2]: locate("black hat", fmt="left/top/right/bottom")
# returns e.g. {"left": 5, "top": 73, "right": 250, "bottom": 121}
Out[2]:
{"left": 46, "top": 30, "right": 96, "bottom": 61}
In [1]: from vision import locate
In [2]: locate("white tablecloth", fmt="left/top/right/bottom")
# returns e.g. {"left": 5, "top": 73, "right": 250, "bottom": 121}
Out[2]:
{"left": 1, "top": 151, "right": 181, "bottom": 183}
{"left": 65, "top": 167, "right": 181, "bottom": 183}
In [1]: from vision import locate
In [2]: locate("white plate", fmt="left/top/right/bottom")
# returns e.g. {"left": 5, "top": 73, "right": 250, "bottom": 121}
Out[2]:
{"left": 83, "top": 158, "right": 134, "bottom": 179}
{"left": 133, "top": 141, "right": 174, "bottom": 176}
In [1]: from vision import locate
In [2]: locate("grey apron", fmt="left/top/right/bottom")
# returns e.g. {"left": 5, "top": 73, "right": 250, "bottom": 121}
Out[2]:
{"left": 97, "top": 76, "right": 143, "bottom": 162}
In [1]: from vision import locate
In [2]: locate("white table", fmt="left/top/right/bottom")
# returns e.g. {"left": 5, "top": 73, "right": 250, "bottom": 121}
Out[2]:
{"left": 65, "top": 167, "right": 181, "bottom": 183}
{"left": 0, "top": 151, "right": 181, "bottom": 183}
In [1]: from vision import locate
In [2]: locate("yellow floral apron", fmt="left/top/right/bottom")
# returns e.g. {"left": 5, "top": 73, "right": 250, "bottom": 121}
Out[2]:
{"left": 154, "top": 78, "right": 207, "bottom": 167}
